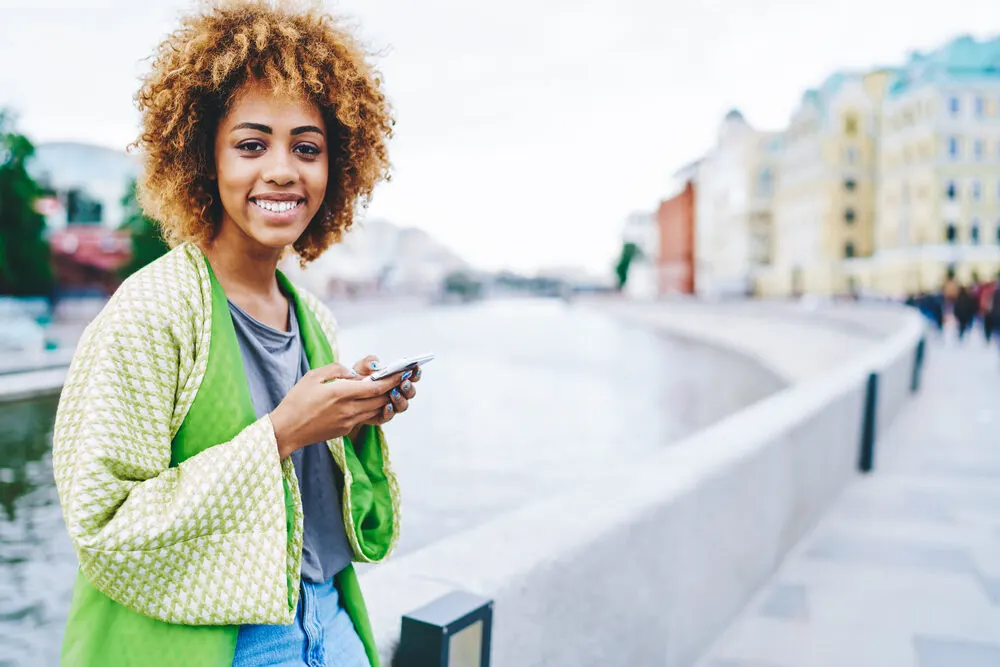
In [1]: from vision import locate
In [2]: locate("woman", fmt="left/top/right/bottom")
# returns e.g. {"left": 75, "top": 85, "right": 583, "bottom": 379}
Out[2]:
{"left": 52, "top": 2, "right": 416, "bottom": 665}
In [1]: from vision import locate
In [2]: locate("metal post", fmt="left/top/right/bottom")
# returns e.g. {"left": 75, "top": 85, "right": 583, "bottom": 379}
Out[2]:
{"left": 859, "top": 372, "right": 879, "bottom": 473}
{"left": 910, "top": 338, "right": 926, "bottom": 393}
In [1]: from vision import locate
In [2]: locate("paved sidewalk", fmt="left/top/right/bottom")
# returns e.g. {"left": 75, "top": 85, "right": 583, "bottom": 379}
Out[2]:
{"left": 696, "top": 337, "right": 1000, "bottom": 667}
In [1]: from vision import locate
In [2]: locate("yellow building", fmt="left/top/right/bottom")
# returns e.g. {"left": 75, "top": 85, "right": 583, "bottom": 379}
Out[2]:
{"left": 757, "top": 70, "right": 890, "bottom": 297}
{"left": 868, "top": 35, "right": 1000, "bottom": 296}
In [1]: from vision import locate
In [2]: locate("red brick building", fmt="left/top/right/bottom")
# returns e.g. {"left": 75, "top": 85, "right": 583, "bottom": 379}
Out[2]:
{"left": 656, "top": 181, "right": 696, "bottom": 295}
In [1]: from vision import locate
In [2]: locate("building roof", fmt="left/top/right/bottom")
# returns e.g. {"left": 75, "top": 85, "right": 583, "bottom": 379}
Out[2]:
{"left": 888, "top": 34, "right": 1000, "bottom": 96}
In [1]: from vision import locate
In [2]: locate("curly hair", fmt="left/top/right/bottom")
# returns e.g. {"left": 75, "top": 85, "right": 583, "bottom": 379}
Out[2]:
{"left": 133, "top": 0, "right": 393, "bottom": 263}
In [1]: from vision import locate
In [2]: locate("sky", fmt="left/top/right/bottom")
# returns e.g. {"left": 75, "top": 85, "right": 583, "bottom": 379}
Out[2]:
{"left": 1, "top": 0, "right": 999, "bottom": 274}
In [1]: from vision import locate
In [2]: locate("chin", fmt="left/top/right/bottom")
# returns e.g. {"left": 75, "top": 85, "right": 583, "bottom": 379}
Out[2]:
{"left": 251, "top": 227, "right": 306, "bottom": 250}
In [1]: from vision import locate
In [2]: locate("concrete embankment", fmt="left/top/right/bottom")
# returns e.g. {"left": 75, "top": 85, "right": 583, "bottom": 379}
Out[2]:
{"left": 361, "top": 299, "right": 925, "bottom": 667}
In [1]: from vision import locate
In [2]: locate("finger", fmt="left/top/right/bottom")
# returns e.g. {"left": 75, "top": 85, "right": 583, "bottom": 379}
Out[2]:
{"left": 410, "top": 366, "right": 423, "bottom": 383}
{"left": 310, "top": 362, "right": 358, "bottom": 383}
{"left": 366, "top": 402, "right": 395, "bottom": 425}
{"left": 359, "top": 405, "right": 391, "bottom": 426}
{"left": 354, "top": 355, "right": 380, "bottom": 377}
{"left": 389, "top": 386, "right": 409, "bottom": 414}
{"left": 362, "top": 373, "right": 407, "bottom": 397}
{"left": 399, "top": 377, "right": 416, "bottom": 400}
{"left": 353, "top": 393, "right": 393, "bottom": 414}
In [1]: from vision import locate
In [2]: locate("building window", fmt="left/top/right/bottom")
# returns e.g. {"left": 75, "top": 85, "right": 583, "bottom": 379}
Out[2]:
{"left": 844, "top": 178, "right": 857, "bottom": 191}
{"left": 757, "top": 167, "right": 773, "bottom": 197}
{"left": 948, "top": 136, "right": 960, "bottom": 159}
{"left": 844, "top": 242, "right": 855, "bottom": 258}
{"left": 845, "top": 208, "right": 856, "bottom": 224}
{"left": 972, "top": 180, "right": 982, "bottom": 201}
{"left": 976, "top": 96, "right": 985, "bottom": 117}
{"left": 845, "top": 114, "right": 858, "bottom": 136}
{"left": 975, "top": 139, "right": 984, "bottom": 161}
{"left": 66, "top": 189, "right": 104, "bottom": 225}
{"left": 946, "top": 223, "right": 957, "bottom": 243}
{"left": 972, "top": 219, "right": 981, "bottom": 244}
{"left": 949, "top": 96, "right": 960, "bottom": 116}
{"left": 946, "top": 180, "right": 957, "bottom": 200}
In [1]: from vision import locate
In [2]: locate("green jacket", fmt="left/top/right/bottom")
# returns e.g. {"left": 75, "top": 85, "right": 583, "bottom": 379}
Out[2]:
{"left": 53, "top": 243, "right": 400, "bottom": 666}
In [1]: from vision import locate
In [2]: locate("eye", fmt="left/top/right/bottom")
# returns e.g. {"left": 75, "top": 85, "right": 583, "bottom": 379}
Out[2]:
{"left": 236, "top": 140, "right": 266, "bottom": 153}
{"left": 294, "top": 143, "right": 321, "bottom": 157}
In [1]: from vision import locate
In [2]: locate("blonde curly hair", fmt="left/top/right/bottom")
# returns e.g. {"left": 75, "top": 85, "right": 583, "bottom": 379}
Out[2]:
{"left": 133, "top": 0, "right": 393, "bottom": 263}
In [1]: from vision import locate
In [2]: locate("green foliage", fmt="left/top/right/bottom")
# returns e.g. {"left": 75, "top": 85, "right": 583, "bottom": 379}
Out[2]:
{"left": 119, "top": 178, "right": 169, "bottom": 278}
{"left": 0, "top": 110, "right": 54, "bottom": 297}
{"left": 614, "top": 241, "right": 641, "bottom": 291}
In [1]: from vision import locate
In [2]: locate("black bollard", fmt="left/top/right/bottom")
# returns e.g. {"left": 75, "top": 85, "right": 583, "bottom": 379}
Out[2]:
{"left": 858, "top": 372, "right": 879, "bottom": 473}
{"left": 396, "top": 591, "right": 493, "bottom": 667}
{"left": 910, "top": 338, "right": 926, "bottom": 393}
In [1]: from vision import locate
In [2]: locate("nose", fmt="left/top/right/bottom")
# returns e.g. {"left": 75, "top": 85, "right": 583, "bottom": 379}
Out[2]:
{"left": 261, "top": 151, "right": 297, "bottom": 186}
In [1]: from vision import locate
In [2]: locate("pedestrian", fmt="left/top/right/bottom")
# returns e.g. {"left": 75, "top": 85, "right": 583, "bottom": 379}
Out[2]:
{"left": 989, "top": 273, "right": 1000, "bottom": 352}
{"left": 954, "top": 285, "right": 978, "bottom": 341}
{"left": 51, "top": 2, "right": 417, "bottom": 666}
{"left": 980, "top": 278, "right": 996, "bottom": 342}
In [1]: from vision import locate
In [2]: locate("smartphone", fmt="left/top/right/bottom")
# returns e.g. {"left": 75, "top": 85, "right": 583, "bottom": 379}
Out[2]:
{"left": 367, "top": 353, "right": 435, "bottom": 381}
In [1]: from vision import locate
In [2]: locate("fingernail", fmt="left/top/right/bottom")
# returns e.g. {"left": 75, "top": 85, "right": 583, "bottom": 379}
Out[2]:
{"left": 401, "top": 371, "right": 413, "bottom": 382}
{"left": 350, "top": 369, "right": 359, "bottom": 376}
{"left": 386, "top": 403, "right": 394, "bottom": 413}
{"left": 391, "top": 388, "right": 401, "bottom": 400}
{"left": 413, "top": 368, "right": 422, "bottom": 379}
{"left": 401, "top": 381, "right": 411, "bottom": 392}
{"left": 370, "top": 361, "right": 378, "bottom": 370}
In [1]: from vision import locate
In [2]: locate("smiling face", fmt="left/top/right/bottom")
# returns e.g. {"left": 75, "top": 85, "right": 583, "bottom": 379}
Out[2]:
{"left": 212, "top": 83, "right": 329, "bottom": 253}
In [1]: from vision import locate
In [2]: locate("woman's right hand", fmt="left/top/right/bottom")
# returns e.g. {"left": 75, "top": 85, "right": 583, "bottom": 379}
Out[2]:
{"left": 269, "top": 362, "right": 403, "bottom": 459}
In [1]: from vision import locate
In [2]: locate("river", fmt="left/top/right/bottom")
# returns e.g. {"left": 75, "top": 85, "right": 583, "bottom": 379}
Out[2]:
{"left": 0, "top": 298, "right": 784, "bottom": 665}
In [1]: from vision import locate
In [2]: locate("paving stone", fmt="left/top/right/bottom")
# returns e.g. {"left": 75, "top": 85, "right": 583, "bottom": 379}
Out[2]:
{"left": 805, "top": 535, "right": 975, "bottom": 574}
{"left": 758, "top": 584, "right": 809, "bottom": 621}
{"left": 914, "top": 636, "right": 1000, "bottom": 667}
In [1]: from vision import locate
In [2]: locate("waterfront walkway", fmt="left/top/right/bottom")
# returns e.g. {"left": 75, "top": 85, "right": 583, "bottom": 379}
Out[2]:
{"left": 696, "top": 336, "right": 1000, "bottom": 667}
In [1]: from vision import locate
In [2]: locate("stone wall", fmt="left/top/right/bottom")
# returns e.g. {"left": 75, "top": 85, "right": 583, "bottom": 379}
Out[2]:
{"left": 361, "top": 301, "right": 926, "bottom": 667}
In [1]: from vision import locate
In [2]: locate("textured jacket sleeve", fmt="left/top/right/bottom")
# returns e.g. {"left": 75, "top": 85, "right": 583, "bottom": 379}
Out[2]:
{"left": 52, "top": 280, "right": 295, "bottom": 626}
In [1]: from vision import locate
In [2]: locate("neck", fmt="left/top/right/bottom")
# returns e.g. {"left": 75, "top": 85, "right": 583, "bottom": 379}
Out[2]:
{"left": 199, "top": 222, "right": 284, "bottom": 300}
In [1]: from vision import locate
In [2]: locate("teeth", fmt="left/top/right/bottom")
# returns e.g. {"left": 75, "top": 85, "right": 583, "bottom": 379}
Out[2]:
{"left": 254, "top": 199, "right": 299, "bottom": 213}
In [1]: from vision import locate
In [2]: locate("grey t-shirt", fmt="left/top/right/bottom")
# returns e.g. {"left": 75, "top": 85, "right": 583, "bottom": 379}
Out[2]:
{"left": 228, "top": 297, "right": 353, "bottom": 584}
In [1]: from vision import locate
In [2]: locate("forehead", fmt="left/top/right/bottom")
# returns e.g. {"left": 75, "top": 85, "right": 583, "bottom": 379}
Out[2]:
{"left": 223, "top": 83, "right": 325, "bottom": 129}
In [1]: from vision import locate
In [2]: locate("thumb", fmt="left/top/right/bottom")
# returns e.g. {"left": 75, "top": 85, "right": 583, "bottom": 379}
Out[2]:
{"left": 314, "top": 362, "right": 360, "bottom": 383}
{"left": 353, "top": 355, "right": 381, "bottom": 377}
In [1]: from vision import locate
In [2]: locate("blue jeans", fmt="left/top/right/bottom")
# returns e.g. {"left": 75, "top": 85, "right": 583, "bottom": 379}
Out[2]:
{"left": 233, "top": 577, "right": 370, "bottom": 667}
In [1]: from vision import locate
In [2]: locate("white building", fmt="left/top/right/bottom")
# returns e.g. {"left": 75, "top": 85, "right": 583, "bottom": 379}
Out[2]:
{"left": 27, "top": 142, "right": 140, "bottom": 229}
{"left": 280, "top": 219, "right": 467, "bottom": 298}
{"left": 695, "top": 110, "right": 779, "bottom": 297}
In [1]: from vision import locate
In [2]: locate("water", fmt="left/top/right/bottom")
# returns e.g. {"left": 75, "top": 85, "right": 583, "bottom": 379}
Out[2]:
{"left": 0, "top": 299, "right": 784, "bottom": 666}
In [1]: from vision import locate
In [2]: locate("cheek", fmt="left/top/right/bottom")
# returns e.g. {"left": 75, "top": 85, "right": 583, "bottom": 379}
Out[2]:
{"left": 216, "top": 159, "right": 254, "bottom": 204}
{"left": 308, "top": 163, "right": 329, "bottom": 204}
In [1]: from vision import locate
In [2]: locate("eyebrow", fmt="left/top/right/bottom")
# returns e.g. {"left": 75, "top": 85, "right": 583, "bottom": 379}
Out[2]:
{"left": 230, "top": 122, "right": 324, "bottom": 136}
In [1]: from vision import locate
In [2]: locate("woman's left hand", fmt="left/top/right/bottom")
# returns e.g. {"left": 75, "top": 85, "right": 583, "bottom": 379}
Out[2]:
{"left": 350, "top": 355, "right": 421, "bottom": 429}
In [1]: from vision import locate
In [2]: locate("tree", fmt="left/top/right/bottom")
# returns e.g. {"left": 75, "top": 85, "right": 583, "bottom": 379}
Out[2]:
{"left": 614, "top": 241, "right": 641, "bottom": 292}
{"left": 0, "top": 110, "right": 54, "bottom": 297}
{"left": 119, "top": 178, "right": 169, "bottom": 278}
